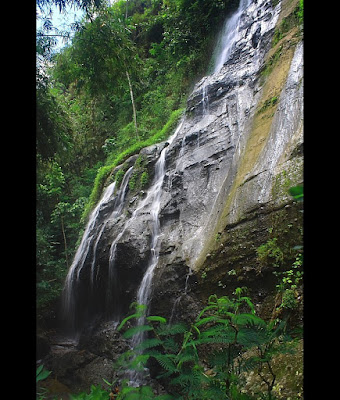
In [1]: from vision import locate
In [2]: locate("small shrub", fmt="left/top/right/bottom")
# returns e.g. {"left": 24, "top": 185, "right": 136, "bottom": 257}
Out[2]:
{"left": 116, "top": 288, "right": 292, "bottom": 399}
{"left": 140, "top": 171, "right": 149, "bottom": 188}
{"left": 257, "top": 237, "right": 284, "bottom": 268}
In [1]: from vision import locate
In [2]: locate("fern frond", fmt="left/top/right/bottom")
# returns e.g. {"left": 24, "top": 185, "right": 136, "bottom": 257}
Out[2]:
{"left": 199, "top": 325, "right": 234, "bottom": 340}
{"left": 194, "top": 316, "right": 219, "bottom": 328}
{"left": 123, "top": 324, "right": 153, "bottom": 339}
{"left": 163, "top": 337, "right": 180, "bottom": 353}
{"left": 170, "top": 367, "right": 204, "bottom": 390}
{"left": 232, "top": 313, "right": 266, "bottom": 327}
{"left": 196, "top": 304, "right": 218, "bottom": 320}
{"left": 147, "top": 351, "right": 178, "bottom": 373}
{"left": 156, "top": 322, "right": 187, "bottom": 336}
{"left": 176, "top": 347, "right": 199, "bottom": 368}
{"left": 156, "top": 369, "right": 175, "bottom": 380}
{"left": 209, "top": 349, "right": 229, "bottom": 368}
{"left": 135, "top": 338, "right": 163, "bottom": 351}
{"left": 203, "top": 380, "right": 229, "bottom": 400}
{"left": 237, "top": 326, "right": 268, "bottom": 347}
{"left": 129, "top": 354, "right": 151, "bottom": 371}
{"left": 239, "top": 296, "right": 256, "bottom": 314}
{"left": 118, "top": 384, "right": 156, "bottom": 400}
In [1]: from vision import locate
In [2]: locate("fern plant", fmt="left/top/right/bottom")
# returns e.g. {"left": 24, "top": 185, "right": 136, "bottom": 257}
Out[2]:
{"left": 116, "top": 287, "right": 290, "bottom": 399}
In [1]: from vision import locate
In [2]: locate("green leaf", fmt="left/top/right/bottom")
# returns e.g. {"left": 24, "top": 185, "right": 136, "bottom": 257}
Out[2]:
{"left": 130, "top": 354, "right": 151, "bottom": 371}
{"left": 288, "top": 185, "right": 304, "bottom": 201}
{"left": 147, "top": 315, "right": 167, "bottom": 324}
{"left": 155, "top": 394, "right": 174, "bottom": 400}
{"left": 148, "top": 351, "right": 177, "bottom": 372}
{"left": 156, "top": 322, "right": 187, "bottom": 336}
{"left": 194, "top": 316, "right": 219, "bottom": 327}
{"left": 118, "top": 311, "right": 143, "bottom": 331}
{"left": 36, "top": 365, "right": 51, "bottom": 382}
{"left": 36, "top": 364, "right": 43, "bottom": 376}
{"left": 232, "top": 313, "right": 266, "bottom": 326}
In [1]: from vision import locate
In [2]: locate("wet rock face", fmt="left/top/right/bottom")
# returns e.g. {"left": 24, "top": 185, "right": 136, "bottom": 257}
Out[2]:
{"left": 43, "top": 323, "right": 130, "bottom": 393}
{"left": 43, "top": 0, "right": 303, "bottom": 394}
{"left": 60, "top": 0, "right": 303, "bottom": 354}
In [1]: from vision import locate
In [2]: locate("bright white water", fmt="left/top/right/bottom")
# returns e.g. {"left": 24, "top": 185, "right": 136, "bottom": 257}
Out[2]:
{"left": 62, "top": 0, "right": 279, "bottom": 374}
{"left": 128, "top": 1, "right": 258, "bottom": 382}
{"left": 198, "top": 0, "right": 251, "bottom": 140}
{"left": 202, "top": 80, "right": 209, "bottom": 116}
{"left": 127, "top": 121, "right": 183, "bottom": 385}
{"left": 212, "top": 0, "right": 251, "bottom": 74}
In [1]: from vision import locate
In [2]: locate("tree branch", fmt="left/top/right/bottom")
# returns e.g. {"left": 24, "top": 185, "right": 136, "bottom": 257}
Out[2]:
{"left": 37, "top": 33, "right": 70, "bottom": 37}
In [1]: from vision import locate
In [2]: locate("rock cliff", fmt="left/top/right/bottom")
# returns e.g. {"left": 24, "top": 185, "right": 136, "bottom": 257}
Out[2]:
{"left": 44, "top": 0, "right": 303, "bottom": 393}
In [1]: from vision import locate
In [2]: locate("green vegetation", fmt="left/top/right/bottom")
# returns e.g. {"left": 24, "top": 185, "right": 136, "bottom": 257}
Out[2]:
{"left": 37, "top": 286, "right": 303, "bottom": 399}
{"left": 36, "top": 365, "right": 52, "bottom": 400}
{"left": 37, "top": 182, "right": 303, "bottom": 398}
{"left": 82, "top": 107, "right": 184, "bottom": 219}
{"left": 272, "top": 1, "right": 303, "bottom": 46}
{"left": 256, "top": 237, "right": 284, "bottom": 269}
{"left": 105, "top": 287, "right": 301, "bottom": 399}
{"left": 257, "top": 96, "right": 278, "bottom": 115}
{"left": 36, "top": 2, "right": 303, "bottom": 398}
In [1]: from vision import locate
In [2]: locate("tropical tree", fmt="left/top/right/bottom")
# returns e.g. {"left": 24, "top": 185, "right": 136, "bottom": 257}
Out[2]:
{"left": 52, "top": 6, "right": 141, "bottom": 139}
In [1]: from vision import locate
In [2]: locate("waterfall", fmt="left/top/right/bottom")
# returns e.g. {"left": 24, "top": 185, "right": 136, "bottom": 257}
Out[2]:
{"left": 63, "top": 180, "right": 117, "bottom": 329}
{"left": 197, "top": 0, "right": 251, "bottom": 129}
{"left": 212, "top": 0, "right": 251, "bottom": 74}
{"left": 134, "top": 121, "right": 183, "bottom": 324}
{"left": 126, "top": 120, "right": 183, "bottom": 385}
{"left": 126, "top": 0, "right": 258, "bottom": 382}
{"left": 62, "top": 167, "right": 133, "bottom": 332}
{"left": 105, "top": 166, "right": 134, "bottom": 318}
{"left": 202, "top": 79, "right": 209, "bottom": 116}
{"left": 62, "top": 0, "right": 270, "bottom": 357}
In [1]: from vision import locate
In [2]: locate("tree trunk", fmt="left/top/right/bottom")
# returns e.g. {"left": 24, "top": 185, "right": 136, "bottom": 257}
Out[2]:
{"left": 61, "top": 215, "right": 69, "bottom": 269}
{"left": 126, "top": 70, "right": 139, "bottom": 140}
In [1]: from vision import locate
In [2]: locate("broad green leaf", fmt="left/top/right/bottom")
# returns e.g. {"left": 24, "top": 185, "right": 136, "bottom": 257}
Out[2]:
{"left": 289, "top": 185, "right": 304, "bottom": 201}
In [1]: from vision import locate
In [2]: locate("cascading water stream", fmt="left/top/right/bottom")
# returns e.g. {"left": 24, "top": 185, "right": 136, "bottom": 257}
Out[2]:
{"left": 92, "top": 166, "right": 134, "bottom": 288}
{"left": 212, "top": 0, "right": 251, "bottom": 74}
{"left": 63, "top": 180, "right": 117, "bottom": 329}
{"left": 127, "top": 2, "right": 255, "bottom": 379}
{"left": 62, "top": 167, "right": 134, "bottom": 332}
{"left": 62, "top": 0, "right": 275, "bottom": 373}
{"left": 198, "top": 0, "right": 251, "bottom": 142}
{"left": 126, "top": 120, "right": 183, "bottom": 385}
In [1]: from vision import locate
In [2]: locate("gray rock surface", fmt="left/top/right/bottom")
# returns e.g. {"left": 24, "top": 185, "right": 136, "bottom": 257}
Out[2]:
{"left": 50, "top": 0, "right": 303, "bottom": 392}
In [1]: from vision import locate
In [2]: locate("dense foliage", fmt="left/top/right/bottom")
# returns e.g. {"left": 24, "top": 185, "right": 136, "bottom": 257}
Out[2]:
{"left": 37, "top": 286, "right": 303, "bottom": 399}
{"left": 115, "top": 288, "right": 291, "bottom": 400}
{"left": 36, "top": 0, "right": 239, "bottom": 314}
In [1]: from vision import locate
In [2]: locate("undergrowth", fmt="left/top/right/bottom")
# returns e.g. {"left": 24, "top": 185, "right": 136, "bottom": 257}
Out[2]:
{"left": 110, "top": 288, "right": 299, "bottom": 400}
